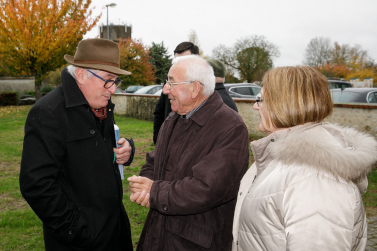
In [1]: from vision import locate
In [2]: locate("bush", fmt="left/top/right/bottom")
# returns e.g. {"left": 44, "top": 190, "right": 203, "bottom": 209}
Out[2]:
{"left": 0, "top": 92, "right": 18, "bottom": 106}
{"left": 41, "top": 86, "right": 54, "bottom": 93}
{"left": 25, "top": 91, "right": 35, "bottom": 96}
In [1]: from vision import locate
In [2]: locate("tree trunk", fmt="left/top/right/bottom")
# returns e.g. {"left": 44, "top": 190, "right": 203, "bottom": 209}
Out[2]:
{"left": 34, "top": 76, "right": 43, "bottom": 100}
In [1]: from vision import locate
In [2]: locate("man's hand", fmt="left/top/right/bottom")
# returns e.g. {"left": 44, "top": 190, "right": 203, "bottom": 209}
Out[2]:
{"left": 113, "top": 138, "right": 131, "bottom": 165}
{"left": 128, "top": 175, "right": 153, "bottom": 207}
{"left": 128, "top": 175, "right": 153, "bottom": 194}
{"left": 130, "top": 191, "right": 150, "bottom": 207}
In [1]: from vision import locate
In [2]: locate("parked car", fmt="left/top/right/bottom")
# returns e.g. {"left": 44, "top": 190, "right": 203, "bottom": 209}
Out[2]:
{"left": 154, "top": 89, "right": 163, "bottom": 95}
{"left": 133, "top": 85, "right": 163, "bottom": 95}
{"left": 224, "top": 83, "right": 262, "bottom": 99}
{"left": 125, "top": 85, "right": 145, "bottom": 93}
{"left": 19, "top": 95, "right": 36, "bottom": 105}
{"left": 328, "top": 79, "right": 352, "bottom": 89}
{"left": 116, "top": 87, "right": 126, "bottom": 94}
{"left": 330, "top": 88, "right": 377, "bottom": 103}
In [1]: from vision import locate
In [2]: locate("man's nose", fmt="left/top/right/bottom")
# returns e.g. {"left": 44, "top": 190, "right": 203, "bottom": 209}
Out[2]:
{"left": 109, "top": 84, "right": 117, "bottom": 94}
{"left": 162, "top": 83, "right": 170, "bottom": 95}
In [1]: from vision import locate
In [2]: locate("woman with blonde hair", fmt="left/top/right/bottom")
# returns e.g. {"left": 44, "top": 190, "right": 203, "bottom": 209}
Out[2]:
{"left": 232, "top": 66, "right": 377, "bottom": 251}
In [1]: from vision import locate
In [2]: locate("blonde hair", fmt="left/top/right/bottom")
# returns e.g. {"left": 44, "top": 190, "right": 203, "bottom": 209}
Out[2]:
{"left": 261, "top": 66, "right": 333, "bottom": 129}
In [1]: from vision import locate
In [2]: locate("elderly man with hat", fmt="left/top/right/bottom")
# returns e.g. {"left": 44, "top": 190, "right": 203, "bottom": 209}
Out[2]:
{"left": 20, "top": 38, "right": 134, "bottom": 251}
{"left": 128, "top": 55, "right": 249, "bottom": 251}
{"left": 206, "top": 58, "right": 238, "bottom": 112}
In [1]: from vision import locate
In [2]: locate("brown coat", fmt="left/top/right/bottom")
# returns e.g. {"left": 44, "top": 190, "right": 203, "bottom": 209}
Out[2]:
{"left": 138, "top": 92, "right": 249, "bottom": 251}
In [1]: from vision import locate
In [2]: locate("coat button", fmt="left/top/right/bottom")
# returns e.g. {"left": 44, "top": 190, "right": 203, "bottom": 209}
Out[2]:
{"left": 68, "top": 229, "right": 74, "bottom": 235}
{"left": 90, "top": 129, "right": 95, "bottom": 134}
{"left": 270, "top": 139, "right": 274, "bottom": 142}
{"left": 163, "top": 206, "right": 168, "bottom": 211}
{"left": 239, "top": 192, "right": 242, "bottom": 196}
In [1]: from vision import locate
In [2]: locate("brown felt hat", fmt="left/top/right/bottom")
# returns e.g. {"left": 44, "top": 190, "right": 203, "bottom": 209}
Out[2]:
{"left": 64, "top": 38, "right": 131, "bottom": 75}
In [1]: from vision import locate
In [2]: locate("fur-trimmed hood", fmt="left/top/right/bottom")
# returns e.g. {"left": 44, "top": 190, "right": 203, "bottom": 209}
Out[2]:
{"left": 250, "top": 122, "right": 377, "bottom": 184}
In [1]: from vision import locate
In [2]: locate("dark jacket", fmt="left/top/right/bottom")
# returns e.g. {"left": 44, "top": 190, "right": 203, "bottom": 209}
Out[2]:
{"left": 153, "top": 93, "right": 171, "bottom": 144}
{"left": 215, "top": 82, "right": 238, "bottom": 112}
{"left": 152, "top": 84, "right": 238, "bottom": 144}
{"left": 138, "top": 92, "right": 249, "bottom": 251}
{"left": 19, "top": 68, "right": 133, "bottom": 251}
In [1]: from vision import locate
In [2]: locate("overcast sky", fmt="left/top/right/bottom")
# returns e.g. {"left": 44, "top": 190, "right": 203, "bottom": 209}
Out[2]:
{"left": 84, "top": 0, "right": 377, "bottom": 67}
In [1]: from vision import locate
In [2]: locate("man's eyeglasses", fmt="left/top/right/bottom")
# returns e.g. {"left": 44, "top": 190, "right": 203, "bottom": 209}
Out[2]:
{"left": 256, "top": 93, "right": 263, "bottom": 107}
{"left": 87, "top": 69, "right": 123, "bottom": 89}
{"left": 165, "top": 80, "right": 204, "bottom": 90}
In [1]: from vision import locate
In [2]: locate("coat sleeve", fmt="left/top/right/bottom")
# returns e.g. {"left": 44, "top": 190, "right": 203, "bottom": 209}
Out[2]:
{"left": 149, "top": 122, "right": 249, "bottom": 215}
{"left": 139, "top": 150, "right": 156, "bottom": 180}
{"left": 283, "top": 175, "right": 367, "bottom": 250}
{"left": 153, "top": 92, "right": 166, "bottom": 144}
{"left": 19, "top": 105, "right": 94, "bottom": 248}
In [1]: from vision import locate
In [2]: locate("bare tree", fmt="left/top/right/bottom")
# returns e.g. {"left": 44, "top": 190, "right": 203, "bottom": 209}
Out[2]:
{"left": 348, "top": 44, "right": 370, "bottom": 68}
{"left": 303, "top": 37, "right": 332, "bottom": 67}
{"left": 188, "top": 29, "right": 203, "bottom": 55}
{"left": 330, "top": 42, "right": 350, "bottom": 65}
{"left": 212, "top": 35, "right": 280, "bottom": 82}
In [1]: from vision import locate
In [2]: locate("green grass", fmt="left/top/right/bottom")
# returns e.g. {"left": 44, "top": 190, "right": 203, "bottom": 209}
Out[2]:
{"left": 362, "top": 168, "right": 377, "bottom": 216}
{"left": 0, "top": 105, "right": 376, "bottom": 250}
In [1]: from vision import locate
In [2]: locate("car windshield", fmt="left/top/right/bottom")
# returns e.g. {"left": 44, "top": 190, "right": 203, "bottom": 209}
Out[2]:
{"left": 367, "top": 92, "right": 377, "bottom": 103}
{"left": 127, "top": 86, "right": 138, "bottom": 92}
{"left": 331, "top": 91, "right": 359, "bottom": 102}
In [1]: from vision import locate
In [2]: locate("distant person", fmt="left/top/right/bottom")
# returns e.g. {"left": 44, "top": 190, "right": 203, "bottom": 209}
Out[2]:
{"left": 153, "top": 41, "right": 199, "bottom": 144}
{"left": 128, "top": 55, "right": 249, "bottom": 250}
{"left": 206, "top": 58, "right": 238, "bottom": 112}
{"left": 232, "top": 65, "right": 377, "bottom": 251}
{"left": 20, "top": 38, "right": 135, "bottom": 251}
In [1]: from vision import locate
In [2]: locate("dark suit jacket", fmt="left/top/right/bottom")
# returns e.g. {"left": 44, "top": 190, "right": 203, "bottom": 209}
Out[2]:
{"left": 19, "top": 68, "right": 133, "bottom": 251}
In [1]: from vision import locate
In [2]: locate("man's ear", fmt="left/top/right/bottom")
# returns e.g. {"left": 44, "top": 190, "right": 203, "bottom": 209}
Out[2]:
{"left": 190, "top": 81, "right": 202, "bottom": 99}
{"left": 75, "top": 68, "right": 85, "bottom": 84}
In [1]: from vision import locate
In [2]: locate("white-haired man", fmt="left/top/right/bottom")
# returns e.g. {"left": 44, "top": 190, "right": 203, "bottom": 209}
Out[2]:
{"left": 20, "top": 38, "right": 134, "bottom": 251}
{"left": 128, "top": 55, "right": 249, "bottom": 250}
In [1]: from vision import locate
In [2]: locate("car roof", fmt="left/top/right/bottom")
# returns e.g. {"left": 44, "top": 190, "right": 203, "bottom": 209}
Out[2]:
{"left": 328, "top": 79, "right": 351, "bottom": 83}
{"left": 330, "top": 88, "right": 377, "bottom": 93}
{"left": 224, "top": 83, "right": 260, "bottom": 87}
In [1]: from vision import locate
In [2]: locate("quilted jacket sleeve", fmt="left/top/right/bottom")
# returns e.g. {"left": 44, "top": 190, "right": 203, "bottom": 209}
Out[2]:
{"left": 283, "top": 174, "right": 367, "bottom": 251}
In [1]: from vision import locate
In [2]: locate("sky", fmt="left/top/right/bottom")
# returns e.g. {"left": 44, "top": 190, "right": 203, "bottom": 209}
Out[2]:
{"left": 84, "top": 0, "right": 377, "bottom": 67}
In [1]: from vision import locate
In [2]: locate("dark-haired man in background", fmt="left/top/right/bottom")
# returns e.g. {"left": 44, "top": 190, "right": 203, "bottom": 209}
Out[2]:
{"left": 153, "top": 41, "right": 199, "bottom": 144}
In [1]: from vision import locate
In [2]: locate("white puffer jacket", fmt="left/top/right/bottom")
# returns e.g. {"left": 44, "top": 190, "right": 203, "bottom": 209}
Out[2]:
{"left": 232, "top": 122, "right": 377, "bottom": 251}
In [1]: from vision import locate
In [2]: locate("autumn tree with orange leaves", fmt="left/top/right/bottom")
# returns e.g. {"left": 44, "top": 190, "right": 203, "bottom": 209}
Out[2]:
{"left": 0, "top": 0, "right": 101, "bottom": 99}
{"left": 118, "top": 38, "right": 156, "bottom": 87}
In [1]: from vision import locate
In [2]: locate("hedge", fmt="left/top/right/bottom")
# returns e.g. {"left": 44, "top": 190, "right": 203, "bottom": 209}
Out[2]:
{"left": 0, "top": 92, "right": 18, "bottom": 106}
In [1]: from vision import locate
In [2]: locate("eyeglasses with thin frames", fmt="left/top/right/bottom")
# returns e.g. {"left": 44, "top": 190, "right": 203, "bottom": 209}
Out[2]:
{"left": 165, "top": 80, "right": 204, "bottom": 90}
{"left": 256, "top": 93, "right": 263, "bottom": 107}
{"left": 87, "top": 69, "right": 123, "bottom": 89}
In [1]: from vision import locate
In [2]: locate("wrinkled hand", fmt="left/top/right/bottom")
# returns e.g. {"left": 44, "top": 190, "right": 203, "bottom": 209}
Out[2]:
{"left": 113, "top": 138, "right": 131, "bottom": 165}
{"left": 130, "top": 191, "right": 150, "bottom": 207}
{"left": 128, "top": 175, "right": 153, "bottom": 207}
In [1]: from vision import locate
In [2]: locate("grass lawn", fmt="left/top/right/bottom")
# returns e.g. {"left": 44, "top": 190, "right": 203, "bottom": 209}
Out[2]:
{"left": 0, "top": 105, "right": 376, "bottom": 250}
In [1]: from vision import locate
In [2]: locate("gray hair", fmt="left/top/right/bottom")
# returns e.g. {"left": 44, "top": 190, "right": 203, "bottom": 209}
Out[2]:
{"left": 171, "top": 55, "right": 215, "bottom": 96}
{"left": 67, "top": 65, "right": 99, "bottom": 80}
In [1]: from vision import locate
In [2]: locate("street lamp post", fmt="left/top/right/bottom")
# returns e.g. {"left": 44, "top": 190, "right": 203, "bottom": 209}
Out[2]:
{"left": 106, "top": 3, "right": 117, "bottom": 40}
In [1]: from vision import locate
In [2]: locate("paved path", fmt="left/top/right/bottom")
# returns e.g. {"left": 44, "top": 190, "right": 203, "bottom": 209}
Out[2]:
{"left": 367, "top": 217, "right": 377, "bottom": 250}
